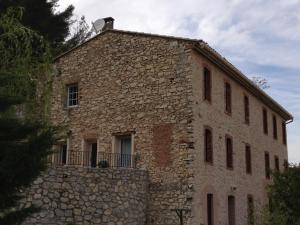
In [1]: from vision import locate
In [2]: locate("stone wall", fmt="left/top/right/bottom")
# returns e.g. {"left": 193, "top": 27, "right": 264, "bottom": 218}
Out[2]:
{"left": 21, "top": 166, "right": 148, "bottom": 225}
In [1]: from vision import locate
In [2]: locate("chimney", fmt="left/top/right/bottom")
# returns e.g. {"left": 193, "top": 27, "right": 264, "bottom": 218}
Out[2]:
{"left": 103, "top": 17, "right": 114, "bottom": 31}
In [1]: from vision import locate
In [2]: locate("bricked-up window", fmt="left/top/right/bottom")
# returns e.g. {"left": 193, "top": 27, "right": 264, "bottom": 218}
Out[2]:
{"left": 204, "top": 128, "right": 213, "bottom": 163}
{"left": 204, "top": 67, "right": 212, "bottom": 102}
{"left": 282, "top": 122, "right": 287, "bottom": 145}
{"left": 263, "top": 108, "right": 268, "bottom": 134}
{"left": 67, "top": 83, "right": 78, "bottom": 106}
{"left": 226, "top": 136, "right": 233, "bottom": 169}
{"left": 245, "top": 145, "right": 252, "bottom": 174}
{"left": 244, "top": 95, "right": 250, "bottom": 124}
{"left": 273, "top": 115, "right": 278, "bottom": 139}
{"left": 207, "top": 194, "right": 214, "bottom": 225}
{"left": 247, "top": 195, "right": 254, "bottom": 225}
{"left": 265, "top": 152, "right": 270, "bottom": 179}
{"left": 274, "top": 155, "right": 279, "bottom": 171}
{"left": 228, "top": 196, "right": 236, "bottom": 225}
{"left": 225, "top": 82, "right": 232, "bottom": 114}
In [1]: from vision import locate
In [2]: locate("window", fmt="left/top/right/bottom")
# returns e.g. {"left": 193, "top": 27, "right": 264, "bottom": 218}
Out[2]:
{"left": 204, "top": 67, "right": 212, "bottom": 102}
{"left": 225, "top": 82, "right": 232, "bottom": 114}
{"left": 247, "top": 195, "right": 254, "bottom": 225}
{"left": 54, "top": 144, "right": 67, "bottom": 165}
{"left": 207, "top": 194, "right": 214, "bottom": 225}
{"left": 245, "top": 145, "right": 252, "bottom": 174}
{"left": 204, "top": 128, "right": 213, "bottom": 163}
{"left": 244, "top": 95, "right": 250, "bottom": 124}
{"left": 274, "top": 155, "right": 279, "bottom": 171}
{"left": 265, "top": 152, "right": 270, "bottom": 179}
{"left": 273, "top": 115, "right": 277, "bottom": 139}
{"left": 83, "top": 142, "right": 97, "bottom": 168}
{"left": 228, "top": 196, "right": 236, "bottom": 225}
{"left": 263, "top": 108, "right": 268, "bottom": 134}
{"left": 282, "top": 122, "right": 287, "bottom": 145}
{"left": 114, "top": 135, "right": 133, "bottom": 168}
{"left": 226, "top": 136, "right": 233, "bottom": 169}
{"left": 67, "top": 83, "right": 78, "bottom": 106}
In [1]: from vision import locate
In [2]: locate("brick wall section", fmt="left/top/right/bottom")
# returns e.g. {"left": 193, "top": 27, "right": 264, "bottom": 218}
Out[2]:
{"left": 51, "top": 31, "right": 195, "bottom": 225}
{"left": 189, "top": 51, "right": 288, "bottom": 225}
{"left": 21, "top": 166, "right": 148, "bottom": 225}
{"left": 152, "top": 123, "right": 173, "bottom": 167}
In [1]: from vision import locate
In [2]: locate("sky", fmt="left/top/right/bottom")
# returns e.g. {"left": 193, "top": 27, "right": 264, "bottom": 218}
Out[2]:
{"left": 57, "top": 0, "right": 300, "bottom": 163}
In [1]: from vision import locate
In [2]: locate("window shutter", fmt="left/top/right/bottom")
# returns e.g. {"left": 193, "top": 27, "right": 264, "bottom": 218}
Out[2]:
{"left": 245, "top": 145, "right": 251, "bottom": 174}
{"left": 265, "top": 152, "right": 270, "bottom": 179}
{"left": 244, "top": 96, "right": 250, "bottom": 124}
{"left": 282, "top": 122, "right": 287, "bottom": 145}
{"left": 225, "top": 82, "right": 232, "bottom": 113}
{"left": 205, "top": 128, "right": 213, "bottom": 163}
{"left": 204, "top": 68, "right": 211, "bottom": 101}
{"left": 226, "top": 137, "right": 233, "bottom": 169}
{"left": 273, "top": 115, "right": 277, "bottom": 139}
{"left": 263, "top": 108, "right": 268, "bottom": 134}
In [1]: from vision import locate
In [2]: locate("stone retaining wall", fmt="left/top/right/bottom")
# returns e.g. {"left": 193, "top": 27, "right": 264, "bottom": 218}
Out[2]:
{"left": 21, "top": 166, "right": 149, "bottom": 225}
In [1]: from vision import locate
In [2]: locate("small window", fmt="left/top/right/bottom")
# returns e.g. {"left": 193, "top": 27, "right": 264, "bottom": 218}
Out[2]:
{"left": 265, "top": 152, "right": 270, "bottom": 179}
{"left": 204, "top": 67, "right": 212, "bottom": 102}
{"left": 228, "top": 196, "right": 236, "bottom": 225}
{"left": 274, "top": 155, "right": 279, "bottom": 171}
{"left": 282, "top": 122, "right": 287, "bottom": 145}
{"left": 244, "top": 95, "right": 250, "bottom": 124}
{"left": 245, "top": 145, "right": 252, "bottom": 174}
{"left": 204, "top": 128, "right": 213, "bottom": 163}
{"left": 226, "top": 136, "right": 233, "bottom": 169}
{"left": 247, "top": 195, "right": 254, "bottom": 225}
{"left": 273, "top": 115, "right": 277, "bottom": 139}
{"left": 263, "top": 108, "right": 268, "bottom": 134}
{"left": 225, "top": 82, "right": 232, "bottom": 114}
{"left": 67, "top": 83, "right": 78, "bottom": 107}
{"left": 207, "top": 193, "right": 214, "bottom": 225}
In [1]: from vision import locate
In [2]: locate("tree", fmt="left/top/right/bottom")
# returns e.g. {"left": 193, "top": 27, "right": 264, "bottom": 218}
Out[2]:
{"left": 0, "top": 0, "right": 92, "bottom": 55}
{"left": 267, "top": 164, "right": 300, "bottom": 225}
{"left": 251, "top": 76, "right": 270, "bottom": 90}
{"left": 251, "top": 164, "right": 300, "bottom": 225}
{"left": 0, "top": 8, "right": 57, "bottom": 224}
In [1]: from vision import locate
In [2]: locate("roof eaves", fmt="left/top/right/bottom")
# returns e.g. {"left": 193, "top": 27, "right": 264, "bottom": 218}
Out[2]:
{"left": 193, "top": 42, "right": 293, "bottom": 121}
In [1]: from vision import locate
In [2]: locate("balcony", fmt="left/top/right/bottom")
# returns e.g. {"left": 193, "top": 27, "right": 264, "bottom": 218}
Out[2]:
{"left": 49, "top": 151, "right": 137, "bottom": 169}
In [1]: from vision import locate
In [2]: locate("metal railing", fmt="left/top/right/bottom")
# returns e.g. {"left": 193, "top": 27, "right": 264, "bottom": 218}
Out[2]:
{"left": 49, "top": 150, "right": 137, "bottom": 169}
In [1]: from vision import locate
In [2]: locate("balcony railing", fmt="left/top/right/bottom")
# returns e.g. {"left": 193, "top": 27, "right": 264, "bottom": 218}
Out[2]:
{"left": 50, "top": 151, "right": 137, "bottom": 169}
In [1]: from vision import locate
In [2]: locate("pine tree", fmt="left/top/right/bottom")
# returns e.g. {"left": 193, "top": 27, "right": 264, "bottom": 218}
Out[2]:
{"left": 0, "top": 8, "right": 57, "bottom": 224}
{"left": 0, "top": 0, "right": 92, "bottom": 55}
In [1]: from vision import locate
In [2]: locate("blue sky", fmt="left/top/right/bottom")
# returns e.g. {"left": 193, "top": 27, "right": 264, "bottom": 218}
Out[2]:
{"left": 58, "top": 0, "right": 300, "bottom": 163}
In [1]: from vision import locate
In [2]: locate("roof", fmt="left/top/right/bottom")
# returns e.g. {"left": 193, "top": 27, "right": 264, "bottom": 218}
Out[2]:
{"left": 54, "top": 29, "right": 293, "bottom": 121}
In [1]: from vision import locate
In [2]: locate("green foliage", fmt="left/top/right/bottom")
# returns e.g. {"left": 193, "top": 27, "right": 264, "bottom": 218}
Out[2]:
{"left": 0, "top": 0, "right": 93, "bottom": 55}
{"left": 250, "top": 164, "right": 300, "bottom": 225}
{"left": 267, "top": 164, "right": 300, "bottom": 225}
{"left": 0, "top": 8, "right": 58, "bottom": 224}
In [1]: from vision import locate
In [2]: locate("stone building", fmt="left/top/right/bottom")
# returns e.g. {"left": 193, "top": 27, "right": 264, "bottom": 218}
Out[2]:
{"left": 25, "top": 19, "right": 293, "bottom": 225}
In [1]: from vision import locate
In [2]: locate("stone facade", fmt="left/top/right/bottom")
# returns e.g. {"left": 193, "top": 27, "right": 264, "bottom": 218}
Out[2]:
{"left": 42, "top": 29, "right": 292, "bottom": 225}
{"left": 21, "top": 167, "right": 148, "bottom": 225}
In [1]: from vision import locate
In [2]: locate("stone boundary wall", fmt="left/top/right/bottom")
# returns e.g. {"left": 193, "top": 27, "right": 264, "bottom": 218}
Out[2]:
{"left": 21, "top": 166, "right": 149, "bottom": 225}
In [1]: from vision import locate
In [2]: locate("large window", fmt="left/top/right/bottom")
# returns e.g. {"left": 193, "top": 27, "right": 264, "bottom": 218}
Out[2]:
{"left": 225, "top": 82, "right": 232, "bottom": 114}
{"left": 273, "top": 115, "right": 278, "bottom": 139}
{"left": 226, "top": 136, "right": 233, "bottom": 169}
{"left": 274, "top": 155, "right": 279, "bottom": 171}
{"left": 67, "top": 83, "right": 78, "bottom": 107}
{"left": 114, "top": 135, "right": 133, "bottom": 168}
{"left": 204, "top": 67, "right": 212, "bottom": 102}
{"left": 265, "top": 152, "right": 270, "bottom": 179}
{"left": 263, "top": 108, "right": 268, "bottom": 134}
{"left": 54, "top": 144, "right": 67, "bottom": 165}
{"left": 207, "top": 193, "right": 214, "bottom": 225}
{"left": 204, "top": 128, "right": 213, "bottom": 163}
{"left": 245, "top": 145, "right": 252, "bottom": 174}
{"left": 244, "top": 95, "right": 250, "bottom": 124}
